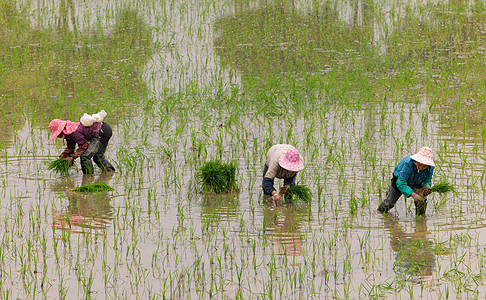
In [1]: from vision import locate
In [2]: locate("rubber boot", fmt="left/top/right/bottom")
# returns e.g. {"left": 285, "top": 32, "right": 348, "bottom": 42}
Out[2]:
{"left": 80, "top": 156, "right": 95, "bottom": 174}
{"left": 94, "top": 157, "right": 115, "bottom": 172}
{"left": 80, "top": 139, "right": 103, "bottom": 174}
{"left": 377, "top": 202, "right": 389, "bottom": 213}
{"left": 415, "top": 200, "right": 427, "bottom": 216}
{"left": 93, "top": 142, "right": 115, "bottom": 172}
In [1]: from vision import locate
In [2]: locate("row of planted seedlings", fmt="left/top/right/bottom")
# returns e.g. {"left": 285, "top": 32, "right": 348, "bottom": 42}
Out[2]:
{"left": 0, "top": 97, "right": 479, "bottom": 296}
{"left": 0, "top": 81, "right": 473, "bottom": 298}
{"left": 0, "top": 118, "right": 468, "bottom": 296}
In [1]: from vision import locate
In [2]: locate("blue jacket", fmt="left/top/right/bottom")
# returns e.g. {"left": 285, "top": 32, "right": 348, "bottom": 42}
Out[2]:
{"left": 394, "top": 156, "right": 434, "bottom": 197}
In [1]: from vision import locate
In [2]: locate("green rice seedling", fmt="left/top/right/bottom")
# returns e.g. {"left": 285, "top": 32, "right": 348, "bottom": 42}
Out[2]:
{"left": 430, "top": 182, "right": 455, "bottom": 194}
{"left": 280, "top": 185, "right": 312, "bottom": 203}
{"left": 48, "top": 158, "right": 71, "bottom": 176}
{"left": 72, "top": 183, "right": 114, "bottom": 193}
{"left": 197, "top": 161, "right": 238, "bottom": 194}
{"left": 348, "top": 196, "right": 358, "bottom": 214}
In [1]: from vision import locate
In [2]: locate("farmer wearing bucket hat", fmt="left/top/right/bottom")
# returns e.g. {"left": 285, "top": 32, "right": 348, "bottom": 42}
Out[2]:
{"left": 378, "top": 147, "right": 435, "bottom": 215}
{"left": 48, "top": 111, "right": 115, "bottom": 174}
{"left": 262, "top": 144, "right": 304, "bottom": 205}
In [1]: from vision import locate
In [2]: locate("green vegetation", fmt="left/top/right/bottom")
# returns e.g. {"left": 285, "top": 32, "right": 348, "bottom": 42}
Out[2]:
{"left": 72, "top": 183, "right": 114, "bottom": 192}
{"left": 1, "top": 0, "right": 485, "bottom": 298}
{"left": 281, "top": 185, "right": 312, "bottom": 203}
{"left": 1, "top": 2, "right": 154, "bottom": 129}
{"left": 430, "top": 181, "right": 455, "bottom": 194}
{"left": 197, "top": 161, "right": 238, "bottom": 194}
{"left": 48, "top": 158, "right": 71, "bottom": 176}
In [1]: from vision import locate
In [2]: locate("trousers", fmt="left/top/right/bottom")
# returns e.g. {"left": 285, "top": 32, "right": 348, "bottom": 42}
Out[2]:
{"left": 80, "top": 138, "right": 115, "bottom": 174}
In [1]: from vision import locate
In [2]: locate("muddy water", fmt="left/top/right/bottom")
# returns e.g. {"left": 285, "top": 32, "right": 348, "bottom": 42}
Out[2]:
{"left": 2, "top": 104, "right": 481, "bottom": 298}
{"left": 2, "top": 0, "right": 486, "bottom": 298}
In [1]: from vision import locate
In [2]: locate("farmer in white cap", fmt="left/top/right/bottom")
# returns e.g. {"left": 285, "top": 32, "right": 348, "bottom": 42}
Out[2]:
{"left": 263, "top": 144, "right": 304, "bottom": 205}
{"left": 378, "top": 147, "right": 435, "bottom": 215}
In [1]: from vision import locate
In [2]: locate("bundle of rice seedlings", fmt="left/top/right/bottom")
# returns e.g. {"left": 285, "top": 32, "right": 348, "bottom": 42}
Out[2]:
{"left": 72, "top": 183, "right": 114, "bottom": 192}
{"left": 48, "top": 158, "right": 71, "bottom": 176}
{"left": 430, "top": 181, "right": 455, "bottom": 194}
{"left": 197, "top": 161, "right": 237, "bottom": 194}
{"left": 281, "top": 185, "right": 312, "bottom": 203}
{"left": 418, "top": 181, "right": 455, "bottom": 197}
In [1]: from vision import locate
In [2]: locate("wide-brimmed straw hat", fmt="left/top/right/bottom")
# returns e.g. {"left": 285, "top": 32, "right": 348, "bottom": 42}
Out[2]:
{"left": 48, "top": 119, "right": 67, "bottom": 141}
{"left": 278, "top": 148, "right": 304, "bottom": 172}
{"left": 410, "top": 146, "right": 435, "bottom": 167}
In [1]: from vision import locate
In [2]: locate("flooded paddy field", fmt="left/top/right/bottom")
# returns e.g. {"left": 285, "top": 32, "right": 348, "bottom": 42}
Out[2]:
{"left": 2, "top": 0, "right": 486, "bottom": 298}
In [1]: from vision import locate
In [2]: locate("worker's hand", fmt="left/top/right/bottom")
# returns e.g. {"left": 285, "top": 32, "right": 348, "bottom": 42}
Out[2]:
{"left": 66, "top": 156, "right": 74, "bottom": 166}
{"left": 272, "top": 193, "right": 282, "bottom": 205}
{"left": 280, "top": 185, "right": 290, "bottom": 195}
{"left": 420, "top": 186, "right": 432, "bottom": 197}
{"left": 411, "top": 193, "right": 425, "bottom": 202}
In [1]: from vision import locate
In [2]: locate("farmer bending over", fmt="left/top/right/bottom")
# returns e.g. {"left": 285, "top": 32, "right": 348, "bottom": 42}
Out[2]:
{"left": 378, "top": 147, "right": 435, "bottom": 215}
{"left": 48, "top": 112, "right": 115, "bottom": 174}
{"left": 263, "top": 144, "right": 304, "bottom": 205}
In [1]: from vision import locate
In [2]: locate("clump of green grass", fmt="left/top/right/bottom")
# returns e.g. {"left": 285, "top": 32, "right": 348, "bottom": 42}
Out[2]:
{"left": 430, "top": 181, "right": 455, "bottom": 194}
{"left": 48, "top": 158, "right": 71, "bottom": 176}
{"left": 197, "top": 161, "right": 237, "bottom": 194}
{"left": 281, "top": 185, "right": 312, "bottom": 203}
{"left": 72, "top": 183, "right": 114, "bottom": 192}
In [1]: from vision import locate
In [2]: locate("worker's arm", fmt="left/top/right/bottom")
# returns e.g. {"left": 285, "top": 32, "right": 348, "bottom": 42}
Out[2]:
{"left": 262, "top": 177, "right": 281, "bottom": 205}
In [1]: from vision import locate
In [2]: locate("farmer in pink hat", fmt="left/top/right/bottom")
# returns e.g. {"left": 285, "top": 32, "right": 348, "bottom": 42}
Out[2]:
{"left": 378, "top": 147, "right": 435, "bottom": 215}
{"left": 48, "top": 117, "right": 115, "bottom": 174}
{"left": 263, "top": 144, "right": 304, "bottom": 205}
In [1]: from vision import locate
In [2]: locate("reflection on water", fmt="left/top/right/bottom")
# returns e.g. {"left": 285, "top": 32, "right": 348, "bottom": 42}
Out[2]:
{"left": 54, "top": 173, "right": 114, "bottom": 235}
{"left": 262, "top": 196, "right": 306, "bottom": 262}
{"left": 384, "top": 216, "right": 435, "bottom": 286}
{"left": 200, "top": 192, "right": 238, "bottom": 230}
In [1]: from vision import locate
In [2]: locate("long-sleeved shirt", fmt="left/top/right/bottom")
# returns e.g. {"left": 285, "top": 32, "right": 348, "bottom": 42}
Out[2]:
{"left": 262, "top": 144, "right": 299, "bottom": 194}
{"left": 393, "top": 155, "right": 434, "bottom": 197}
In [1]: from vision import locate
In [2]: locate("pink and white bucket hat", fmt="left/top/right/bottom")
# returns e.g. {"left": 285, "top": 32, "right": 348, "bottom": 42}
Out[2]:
{"left": 48, "top": 119, "right": 67, "bottom": 141}
{"left": 278, "top": 148, "right": 304, "bottom": 172}
{"left": 48, "top": 119, "right": 80, "bottom": 141}
{"left": 411, "top": 146, "right": 435, "bottom": 167}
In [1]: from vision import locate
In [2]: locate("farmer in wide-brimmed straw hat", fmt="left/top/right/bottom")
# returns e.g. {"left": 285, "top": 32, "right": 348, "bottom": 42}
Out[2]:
{"left": 262, "top": 144, "right": 304, "bottom": 205}
{"left": 48, "top": 110, "right": 115, "bottom": 174}
{"left": 378, "top": 147, "right": 435, "bottom": 215}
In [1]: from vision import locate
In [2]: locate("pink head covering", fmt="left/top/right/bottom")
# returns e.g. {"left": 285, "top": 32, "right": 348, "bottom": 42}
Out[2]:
{"left": 410, "top": 146, "right": 435, "bottom": 167}
{"left": 278, "top": 148, "right": 304, "bottom": 172}
{"left": 48, "top": 119, "right": 80, "bottom": 141}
